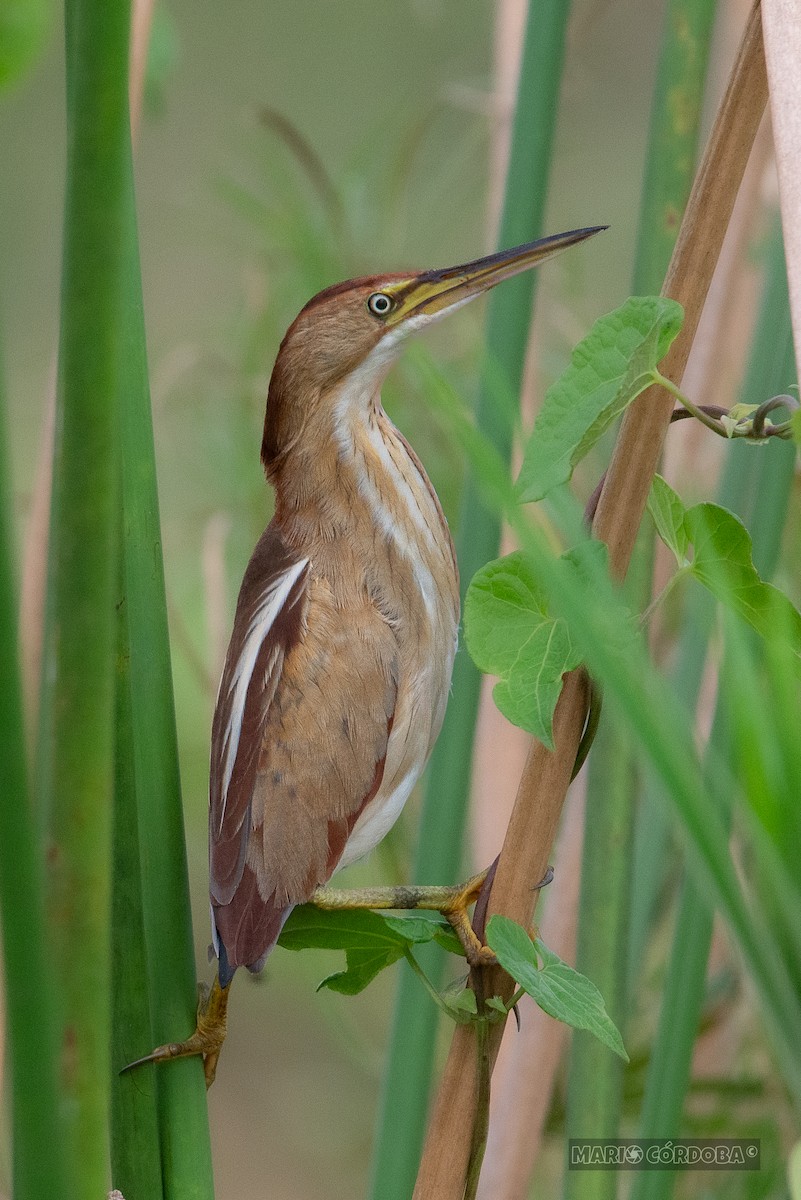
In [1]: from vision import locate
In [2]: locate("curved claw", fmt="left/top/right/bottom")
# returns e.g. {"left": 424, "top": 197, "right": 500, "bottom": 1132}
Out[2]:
{"left": 121, "top": 976, "right": 230, "bottom": 1089}
{"left": 438, "top": 864, "right": 500, "bottom": 966}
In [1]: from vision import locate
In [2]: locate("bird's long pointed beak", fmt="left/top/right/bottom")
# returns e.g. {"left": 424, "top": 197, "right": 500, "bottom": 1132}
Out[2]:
{"left": 383, "top": 225, "right": 607, "bottom": 327}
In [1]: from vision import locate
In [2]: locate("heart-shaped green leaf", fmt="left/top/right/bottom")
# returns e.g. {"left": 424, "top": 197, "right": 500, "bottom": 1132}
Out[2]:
{"left": 464, "top": 551, "right": 581, "bottom": 748}
{"left": 685, "top": 504, "right": 801, "bottom": 652}
{"left": 465, "top": 543, "right": 614, "bottom": 746}
{"left": 278, "top": 906, "right": 466, "bottom": 994}
{"left": 486, "top": 915, "right": 628, "bottom": 1060}
{"left": 648, "top": 474, "right": 688, "bottom": 566}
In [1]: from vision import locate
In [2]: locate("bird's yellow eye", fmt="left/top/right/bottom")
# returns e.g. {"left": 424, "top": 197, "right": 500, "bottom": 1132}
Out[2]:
{"left": 367, "top": 292, "right": 394, "bottom": 319}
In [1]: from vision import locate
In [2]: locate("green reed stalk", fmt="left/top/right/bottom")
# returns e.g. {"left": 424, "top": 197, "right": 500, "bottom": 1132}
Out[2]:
{"left": 564, "top": 7, "right": 717, "bottom": 1195}
{"left": 111, "top": 149, "right": 215, "bottom": 1197}
{"left": 0, "top": 333, "right": 65, "bottom": 1198}
{"left": 111, "top": 562, "right": 164, "bottom": 1200}
{"left": 369, "top": 6, "right": 573, "bottom": 1198}
{"left": 36, "top": 0, "right": 131, "bottom": 1192}
{"left": 627, "top": 0, "right": 720, "bottom": 987}
{"left": 632, "top": 0, "right": 719, "bottom": 296}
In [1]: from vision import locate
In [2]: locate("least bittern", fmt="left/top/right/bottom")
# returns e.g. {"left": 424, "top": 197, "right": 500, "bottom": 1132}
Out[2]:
{"left": 128, "top": 226, "right": 603, "bottom": 1085}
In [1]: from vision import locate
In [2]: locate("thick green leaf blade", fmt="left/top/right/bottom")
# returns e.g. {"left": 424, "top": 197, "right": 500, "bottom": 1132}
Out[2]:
{"left": 464, "top": 551, "right": 581, "bottom": 747}
{"left": 0, "top": 340, "right": 66, "bottom": 1197}
{"left": 486, "top": 916, "right": 628, "bottom": 1060}
{"left": 685, "top": 503, "right": 801, "bottom": 651}
{"left": 114, "top": 156, "right": 213, "bottom": 1197}
{"left": 517, "top": 296, "right": 684, "bottom": 502}
{"left": 648, "top": 473, "right": 688, "bottom": 565}
{"left": 38, "top": 1, "right": 131, "bottom": 1191}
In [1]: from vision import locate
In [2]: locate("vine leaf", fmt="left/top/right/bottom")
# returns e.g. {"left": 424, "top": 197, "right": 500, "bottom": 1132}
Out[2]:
{"left": 278, "top": 907, "right": 462, "bottom": 994}
{"left": 648, "top": 474, "right": 688, "bottom": 566}
{"left": 684, "top": 503, "right": 801, "bottom": 652}
{"left": 382, "top": 914, "right": 464, "bottom": 956}
{"left": 647, "top": 494, "right": 801, "bottom": 650}
{"left": 516, "top": 296, "right": 684, "bottom": 502}
{"left": 464, "top": 551, "right": 581, "bottom": 748}
{"left": 465, "top": 542, "right": 615, "bottom": 747}
{"left": 447, "top": 988, "right": 478, "bottom": 1018}
{"left": 485, "top": 916, "right": 628, "bottom": 1060}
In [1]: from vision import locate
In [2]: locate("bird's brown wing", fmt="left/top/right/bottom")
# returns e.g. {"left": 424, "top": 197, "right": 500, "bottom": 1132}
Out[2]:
{"left": 209, "top": 524, "right": 397, "bottom": 978}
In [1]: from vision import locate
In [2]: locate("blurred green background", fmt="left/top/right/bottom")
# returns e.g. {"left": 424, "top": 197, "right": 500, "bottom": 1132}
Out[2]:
{"left": 1, "top": 2, "right": 693, "bottom": 1196}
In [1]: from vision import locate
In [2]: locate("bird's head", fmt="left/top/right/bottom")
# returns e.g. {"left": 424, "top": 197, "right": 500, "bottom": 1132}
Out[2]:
{"left": 262, "top": 225, "right": 605, "bottom": 472}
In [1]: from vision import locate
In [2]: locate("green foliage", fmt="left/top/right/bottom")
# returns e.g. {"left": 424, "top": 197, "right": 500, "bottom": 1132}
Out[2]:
{"left": 485, "top": 917, "right": 628, "bottom": 1060}
{"left": 516, "top": 296, "right": 683, "bottom": 502}
{"left": 0, "top": 0, "right": 51, "bottom": 93}
{"left": 464, "top": 547, "right": 610, "bottom": 746}
{"left": 280, "top": 908, "right": 461, "bottom": 996}
{"left": 647, "top": 473, "right": 688, "bottom": 565}
{"left": 280, "top": 902, "right": 628, "bottom": 1054}
{"left": 456, "top": 296, "right": 801, "bottom": 755}
{"left": 464, "top": 550, "right": 580, "bottom": 746}
{"left": 445, "top": 987, "right": 479, "bottom": 1018}
{"left": 648, "top": 481, "right": 801, "bottom": 649}
{"left": 381, "top": 915, "right": 464, "bottom": 955}
{"left": 422, "top": 274, "right": 801, "bottom": 1104}
{"left": 282, "top": 908, "right": 437, "bottom": 994}
{"left": 685, "top": 503, "right": 801, "bottom": 649}
{"left": 7, "top": 0, "right": 798, "bottom": 1193}
{"left": 465, "top": 539, "right": 638, "bottom": 744}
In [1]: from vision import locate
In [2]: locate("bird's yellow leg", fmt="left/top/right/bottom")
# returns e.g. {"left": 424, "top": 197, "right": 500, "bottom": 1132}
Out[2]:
{"left": 311, "top": 868, "right": 496, "bottom": 967}
{"left": 122, "top": 974, "right": 231, "bottom": 1089}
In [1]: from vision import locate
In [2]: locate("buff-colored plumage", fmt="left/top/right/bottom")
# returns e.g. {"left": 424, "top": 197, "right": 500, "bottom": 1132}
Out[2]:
{"left": 210, "top": 279, "right": 459, "bottom": 980}
{"left": 209, "top": 229, "right": 602, "bottom": 983}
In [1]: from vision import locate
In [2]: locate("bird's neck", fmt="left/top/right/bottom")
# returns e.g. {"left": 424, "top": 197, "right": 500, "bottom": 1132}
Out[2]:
{"left": 268, "top": 383, "right": 456, "bottom": 592}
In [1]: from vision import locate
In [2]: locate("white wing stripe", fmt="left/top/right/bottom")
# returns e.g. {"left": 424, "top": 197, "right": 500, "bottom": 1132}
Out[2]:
{"left": 218, "top": 558, "right": 308, "bottom": 830}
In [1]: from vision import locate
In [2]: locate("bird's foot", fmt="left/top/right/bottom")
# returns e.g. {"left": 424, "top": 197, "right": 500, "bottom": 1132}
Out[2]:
{"left": 438, "top": 869, "right": 497, "bottom": 967}
{"left": 121, "top": 974, "right": 231, "bottom": 1089}
{"left": 312, "top": 866, "right": 498, "bottom": 967}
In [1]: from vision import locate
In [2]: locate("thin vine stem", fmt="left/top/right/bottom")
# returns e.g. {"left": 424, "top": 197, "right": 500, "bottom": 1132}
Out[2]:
{"left": 655, "top": 372, "right": 727, "bottom": 434}
{"left": 640, "top": 566, "right": 691, "bottom": 627}
{"left": 655, "top": 371, "right": 799, "bottom": 439}
{"left": 752, "top": 393, "right": 799, "bottom": 436}
{"left": 586, "top": 396, "right": 795, "bottom": 530}
{"left": 403, "top": 947, "right": 462, "bottom": 1020}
